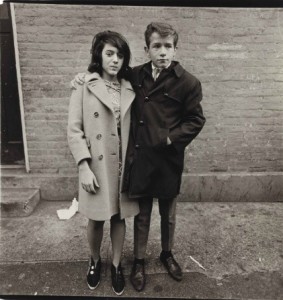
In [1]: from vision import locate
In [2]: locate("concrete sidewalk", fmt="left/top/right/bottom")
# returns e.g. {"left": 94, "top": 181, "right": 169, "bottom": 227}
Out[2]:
{"left": 0, "top": 200, "right": 283, "bottom": 299}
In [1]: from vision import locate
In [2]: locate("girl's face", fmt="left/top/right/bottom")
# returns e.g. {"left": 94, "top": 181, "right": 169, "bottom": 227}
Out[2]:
{"left": 101, "top": 43, "right": 124, "bottom": 81}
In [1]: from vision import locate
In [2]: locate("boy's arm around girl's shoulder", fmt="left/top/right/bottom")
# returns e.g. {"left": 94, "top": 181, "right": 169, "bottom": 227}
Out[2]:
{"left": 67, "top": 83, "right": 92, "bottom": 166}
{"left": 128, "top": 65, "right": 145, "bottom": 85}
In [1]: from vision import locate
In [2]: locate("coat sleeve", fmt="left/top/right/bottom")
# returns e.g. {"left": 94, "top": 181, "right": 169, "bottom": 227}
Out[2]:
{"left": 67, "top": 84, "right": 92, "bottom": 165}
{"left": 168, "top": 79, "right": 206, "bottom": 151}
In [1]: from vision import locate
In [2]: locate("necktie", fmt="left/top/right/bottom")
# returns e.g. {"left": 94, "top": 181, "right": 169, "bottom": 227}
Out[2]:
{"left": 153, "top": 68, "right": 161, "bottom": 81}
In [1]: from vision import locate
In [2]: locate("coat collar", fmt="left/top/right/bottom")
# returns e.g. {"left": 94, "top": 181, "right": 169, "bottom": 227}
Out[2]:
{"left": 141, "top": 61, "right": 185, "bottom": 79}
{"left": 137, "top": 61, "right": 185, "bottom": 96}
{"left": 85, "top": 72, "right": 135, "bottom": 120}
{"left": 173, "top": 62, "right": 185, "bottom": 78}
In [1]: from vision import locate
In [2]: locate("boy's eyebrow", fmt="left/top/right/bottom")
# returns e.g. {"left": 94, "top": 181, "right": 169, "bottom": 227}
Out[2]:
{"left": 151, "top": 42, "right": 174, "bottom": 46}
{"left": 151, "top": 42, "right": 161, "bottom": 46}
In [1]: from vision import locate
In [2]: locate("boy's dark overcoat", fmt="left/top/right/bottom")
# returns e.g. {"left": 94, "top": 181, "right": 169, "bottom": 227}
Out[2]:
{"left": 122, "top": 61, "right": 206, "bottom": 199}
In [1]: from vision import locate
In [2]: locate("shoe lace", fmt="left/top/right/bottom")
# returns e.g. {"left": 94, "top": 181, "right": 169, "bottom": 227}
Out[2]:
{"left": 167, "top": 256, "right": 175, "bottom": 264}
{"left": 134, "top": 263, "right": 144, "bottom": 279}
{"left": 166, "top": 256, "right": 181, "bottom": 273}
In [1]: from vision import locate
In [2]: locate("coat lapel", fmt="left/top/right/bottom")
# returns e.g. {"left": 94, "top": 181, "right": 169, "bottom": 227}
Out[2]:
{"left": 86, "top": 73, "right": 113, "bottom": 112}
{"left": 86, "top": 73, "right": 135, "bottom": 121}
{"left": 120, "top": 79, "right": 135, "bottom": 121}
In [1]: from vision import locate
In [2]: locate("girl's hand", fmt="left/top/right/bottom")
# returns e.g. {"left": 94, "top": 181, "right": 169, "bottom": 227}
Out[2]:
{"left": 79, "top": 160, "right": 100, "bottom": 194}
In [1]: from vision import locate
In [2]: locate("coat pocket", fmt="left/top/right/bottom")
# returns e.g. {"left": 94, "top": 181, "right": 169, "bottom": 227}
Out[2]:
{"left": 143, "top": 125, "right": 169, "bottom": 149}
{"left": 164, "top": 92, "right": 182, "bottom": 103}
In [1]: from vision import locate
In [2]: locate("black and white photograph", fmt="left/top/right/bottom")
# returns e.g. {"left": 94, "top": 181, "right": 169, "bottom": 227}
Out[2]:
{"left": 0, "top": 0, "right": 283, "bottom": 299}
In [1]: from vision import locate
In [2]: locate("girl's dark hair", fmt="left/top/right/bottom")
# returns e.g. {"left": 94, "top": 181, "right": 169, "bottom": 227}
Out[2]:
{"left": 88, "top": 31, "right": 131, "bottom": 80}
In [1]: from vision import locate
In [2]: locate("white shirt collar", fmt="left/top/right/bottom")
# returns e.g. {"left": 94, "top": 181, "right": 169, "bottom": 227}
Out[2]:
{"left": 151, "top": 62, "right": 171, "bottom": 71}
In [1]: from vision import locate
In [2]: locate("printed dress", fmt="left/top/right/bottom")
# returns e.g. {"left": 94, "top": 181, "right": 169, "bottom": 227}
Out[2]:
{"left": 104, "top": 80, "right": 122, "bottom": 178}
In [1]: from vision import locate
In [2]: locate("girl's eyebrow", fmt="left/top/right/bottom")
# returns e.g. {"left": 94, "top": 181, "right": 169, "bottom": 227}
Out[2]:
{"left": 106, "top": 49, "right": 123, "bottom": 56}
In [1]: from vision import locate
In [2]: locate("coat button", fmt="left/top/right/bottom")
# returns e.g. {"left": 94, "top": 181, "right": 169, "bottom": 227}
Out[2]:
{"left": 164, "top": 93, "right": 168, "bottom": 96}
{"left": 139, "top": 120, "right": 144, "bottom": 126}
{"left": 144, "top": 96, "right": 149, "bottom": 102}
{"left": 135, "top": 144, "right": 140, "bottom": 149}
{"left": 93, "top": 112, "right": 99, "bottom": 118}
{"left": 96, "top": 134, "right": 102, "bottom": 140}
{"left": 98, "top": 155, "right": 103, "bottom": 160}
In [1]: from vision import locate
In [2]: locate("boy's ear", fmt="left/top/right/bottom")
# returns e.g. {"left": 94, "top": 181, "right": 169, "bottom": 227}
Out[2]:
{"left": 144, "top": 46, "right": 150, "bottom": 58}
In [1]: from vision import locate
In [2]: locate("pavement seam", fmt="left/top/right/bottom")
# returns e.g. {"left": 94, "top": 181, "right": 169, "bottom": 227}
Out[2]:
{"left": 0, "top": 259, "right": 89, "bottom": 265}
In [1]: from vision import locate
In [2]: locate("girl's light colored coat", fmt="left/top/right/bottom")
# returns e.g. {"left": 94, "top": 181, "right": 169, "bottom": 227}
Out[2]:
{"left": 68, "top": 73, "right": 139, "bottom": 220}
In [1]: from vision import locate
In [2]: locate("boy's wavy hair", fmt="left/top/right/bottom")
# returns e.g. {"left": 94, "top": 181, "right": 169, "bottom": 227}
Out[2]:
{"left": 88, "top": 31, "right": 131, "bottom": 80}
{"left": 144, "top": 22, "right": 178, "bottom": 48}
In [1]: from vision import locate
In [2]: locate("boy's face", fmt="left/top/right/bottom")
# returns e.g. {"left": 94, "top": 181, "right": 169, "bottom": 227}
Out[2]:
{"left": 145, "top": 32, "right": 177, "bottom": 69}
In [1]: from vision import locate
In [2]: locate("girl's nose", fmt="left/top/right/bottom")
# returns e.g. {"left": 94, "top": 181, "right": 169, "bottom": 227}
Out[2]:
{"left": 113, "top": 54, "right": 118, "bottom": 62}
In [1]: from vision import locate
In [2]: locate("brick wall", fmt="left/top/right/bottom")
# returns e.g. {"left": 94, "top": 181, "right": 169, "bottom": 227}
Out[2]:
{"left": 14, "top": 4, "right": 283, "bottom": 177}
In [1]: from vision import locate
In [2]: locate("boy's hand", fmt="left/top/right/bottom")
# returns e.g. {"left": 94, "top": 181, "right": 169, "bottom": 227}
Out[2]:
{"left": 79, "top": 160, "right": 100, "bottom": 194}
{"left": 70, "top": 72, "right": 86, "bottom": 90}
{"left": 167, "top": 136, "right": 172, "bottom": 145}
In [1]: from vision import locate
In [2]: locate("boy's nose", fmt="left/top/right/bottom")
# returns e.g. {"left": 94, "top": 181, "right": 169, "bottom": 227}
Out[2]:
{"left": 160, "top": 46, "right": 167, "bottom": 56}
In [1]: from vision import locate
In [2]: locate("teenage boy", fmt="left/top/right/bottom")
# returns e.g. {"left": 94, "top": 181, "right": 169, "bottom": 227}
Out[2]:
{"left": 71, "top": 22, "right": 205, "bottom": 291}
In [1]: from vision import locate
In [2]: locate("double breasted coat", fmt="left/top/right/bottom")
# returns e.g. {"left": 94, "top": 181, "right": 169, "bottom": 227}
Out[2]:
{"left": 68, "top": 73, "right": 139, "bottom": 221}
{"left": 122, "top": 61, "right": 206, "bottom": 199}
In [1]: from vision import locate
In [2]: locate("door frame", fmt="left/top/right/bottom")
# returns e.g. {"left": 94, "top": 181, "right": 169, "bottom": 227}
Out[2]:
{"left": 10, "top": 4, "right": 30, "bottom": 173}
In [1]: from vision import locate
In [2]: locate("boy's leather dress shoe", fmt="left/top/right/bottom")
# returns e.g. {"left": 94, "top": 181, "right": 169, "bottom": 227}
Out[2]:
{"left": 160, "top": 252, "right": 183, "bottom": 281}
{"left": 130, "top": 261, "right": 146, "bottom": 292}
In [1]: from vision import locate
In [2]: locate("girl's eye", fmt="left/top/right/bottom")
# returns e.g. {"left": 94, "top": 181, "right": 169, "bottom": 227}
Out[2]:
{"left": 118, "top": 54, "right": 124, "bottom": 59}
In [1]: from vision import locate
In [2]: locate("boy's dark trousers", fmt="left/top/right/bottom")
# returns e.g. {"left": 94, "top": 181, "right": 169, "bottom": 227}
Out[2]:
{"left": 134, "top": 197, "right": 177, "bottom": 259}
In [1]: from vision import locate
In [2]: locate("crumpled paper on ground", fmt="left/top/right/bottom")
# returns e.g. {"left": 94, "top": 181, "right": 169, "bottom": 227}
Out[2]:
{"left": 57, "top": 198, "right": 78, "bottom": 220}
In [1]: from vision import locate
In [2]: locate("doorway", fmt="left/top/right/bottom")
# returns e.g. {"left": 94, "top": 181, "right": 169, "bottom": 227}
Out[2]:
{"left": 1, "top": 3, "right": 24, "bottom": 165}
